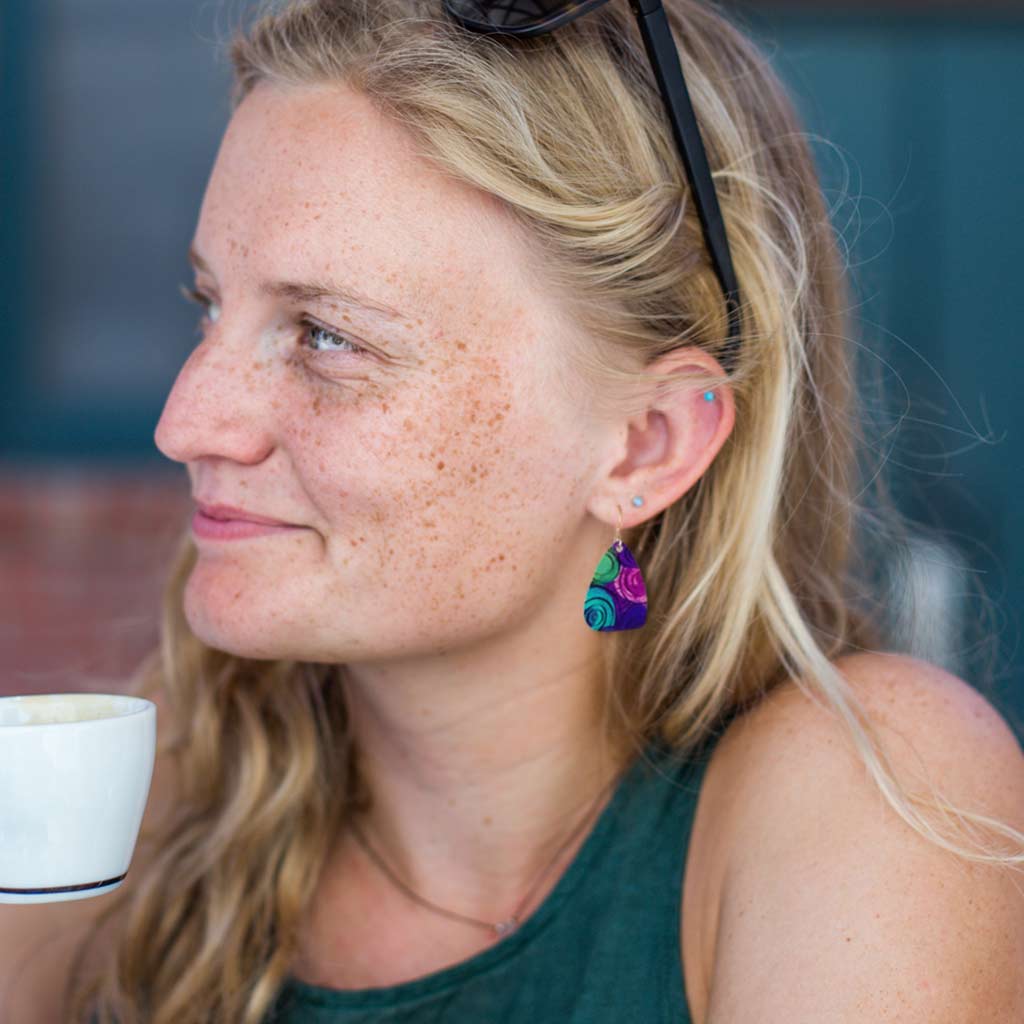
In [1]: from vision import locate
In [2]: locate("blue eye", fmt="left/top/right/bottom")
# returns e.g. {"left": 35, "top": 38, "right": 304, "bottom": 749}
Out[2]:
{"left": 301, "top": 320, "right": 365, "bottom": 356}
{"left": 178, "top": 283, "right": 367, "bottom": 357}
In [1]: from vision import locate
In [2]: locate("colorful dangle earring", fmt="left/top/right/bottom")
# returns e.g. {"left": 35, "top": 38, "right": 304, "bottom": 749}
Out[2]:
{"left": 583, "top": 497, "right": 648, "bottom": 632}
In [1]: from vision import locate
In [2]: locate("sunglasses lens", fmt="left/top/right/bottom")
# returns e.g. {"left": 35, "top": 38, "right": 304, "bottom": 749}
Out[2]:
{"left": 445, "top": 1, "right": 588, "bottom": 32}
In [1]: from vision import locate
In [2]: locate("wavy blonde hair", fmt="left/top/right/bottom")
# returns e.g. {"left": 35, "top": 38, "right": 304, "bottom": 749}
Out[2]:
{"left": 67, "top": 0, "right": 1022, "bottom": 1020}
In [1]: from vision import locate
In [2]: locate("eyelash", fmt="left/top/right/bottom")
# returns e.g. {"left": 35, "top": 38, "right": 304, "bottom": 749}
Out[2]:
{"left": 178, "top": 284, "right": 367, "bottom": 357}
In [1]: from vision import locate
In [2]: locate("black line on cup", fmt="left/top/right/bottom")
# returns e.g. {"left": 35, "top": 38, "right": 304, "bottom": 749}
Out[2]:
{"left": 0, "top": 873, "right": 126, "bottom": 894}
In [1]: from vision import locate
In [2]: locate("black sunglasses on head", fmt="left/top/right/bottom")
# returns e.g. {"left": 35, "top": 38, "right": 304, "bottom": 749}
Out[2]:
{"left": 443, "top": 0, "right": 743, "bottom": 373}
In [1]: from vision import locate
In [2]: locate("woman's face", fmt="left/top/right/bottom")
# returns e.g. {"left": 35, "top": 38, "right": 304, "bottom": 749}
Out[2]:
{"left": 155, "top": 80, "right": 614, "bottom": 662}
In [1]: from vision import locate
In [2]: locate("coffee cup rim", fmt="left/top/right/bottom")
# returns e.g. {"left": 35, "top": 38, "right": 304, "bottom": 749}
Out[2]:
{"left": 0, "top": 692, "right": 154, "bottom": 729}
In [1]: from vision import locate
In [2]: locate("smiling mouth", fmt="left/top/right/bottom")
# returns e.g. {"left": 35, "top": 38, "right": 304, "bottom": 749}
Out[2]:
{"left": 191, "top": 509, "right": 305, "bottom": 540}
{"left": 195, "top": 502, "right": 298, "bottom": 527}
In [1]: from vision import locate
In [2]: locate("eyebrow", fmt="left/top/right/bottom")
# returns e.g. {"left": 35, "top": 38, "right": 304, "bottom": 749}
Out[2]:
{"left": 187, "top": 245, "right": 408, "bottom": 323}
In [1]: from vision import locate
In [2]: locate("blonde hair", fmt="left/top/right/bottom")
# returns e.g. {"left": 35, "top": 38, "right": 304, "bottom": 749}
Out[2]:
{"left": 67, "top": 1, "right": 1023, "bottom": 1020}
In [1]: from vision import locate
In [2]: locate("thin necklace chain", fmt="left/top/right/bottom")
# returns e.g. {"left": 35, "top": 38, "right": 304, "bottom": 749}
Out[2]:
{"left": 347, "top": 765, "right": 626, "bottom": 939}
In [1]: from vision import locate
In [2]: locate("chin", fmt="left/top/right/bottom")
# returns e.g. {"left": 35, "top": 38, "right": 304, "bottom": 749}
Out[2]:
{"left": 181, "top": 579, "right": 277, "bottom": 659}
{"left": 187, "top": 621, "right": 293, "bottom": 662}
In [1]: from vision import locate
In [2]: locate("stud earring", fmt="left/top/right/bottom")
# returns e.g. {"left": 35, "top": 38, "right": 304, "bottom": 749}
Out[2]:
{"left": 703, "top": 390, "right": 715, "bottom": 401}
{"left": 583, "top": 501, "right": 648, "bottom": 632}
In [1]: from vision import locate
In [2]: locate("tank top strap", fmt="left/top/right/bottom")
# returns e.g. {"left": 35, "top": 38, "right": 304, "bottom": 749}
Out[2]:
{"left": 543, "top": 732, "right": 716, "bottom": 1023}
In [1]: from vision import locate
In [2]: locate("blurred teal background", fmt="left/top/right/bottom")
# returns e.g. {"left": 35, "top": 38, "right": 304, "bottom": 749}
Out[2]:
{"left": 1, "top": 2, "right": 1022, "bottom": 732}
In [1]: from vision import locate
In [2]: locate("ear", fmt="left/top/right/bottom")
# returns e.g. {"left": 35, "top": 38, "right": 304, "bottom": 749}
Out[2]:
{"left": 587, "top": 347, "right": 734, "bottom": 529}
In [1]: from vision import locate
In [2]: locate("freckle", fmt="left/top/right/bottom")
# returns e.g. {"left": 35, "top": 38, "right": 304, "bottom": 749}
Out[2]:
{"left": 436, "top": 461, "right": 445, "bottom": 470}
{"left": 483, "top": 815, "right": 492, "bottom": 825}
{"left": 499, "top": 554, "right": 505, "bottom": 560}
{"left": 233, "top": 590, "right": 242, "bottom": 599}
{"left": 455, "top": 341, "right": 466, "bottom": 351}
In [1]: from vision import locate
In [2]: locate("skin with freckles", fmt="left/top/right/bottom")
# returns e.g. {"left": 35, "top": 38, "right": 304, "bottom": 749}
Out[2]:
{"left": 154, "top": 78, "right": 734, "bottom": 985}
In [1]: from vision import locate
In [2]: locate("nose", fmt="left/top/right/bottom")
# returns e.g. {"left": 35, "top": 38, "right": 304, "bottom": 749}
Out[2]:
{"left": 154, "top": 321, "right": 277, "bottom": 467}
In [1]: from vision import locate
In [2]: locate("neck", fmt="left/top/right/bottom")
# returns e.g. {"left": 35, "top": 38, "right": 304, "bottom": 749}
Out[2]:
{"left": 333, "top": 614, "right": 635, "bottom": 926}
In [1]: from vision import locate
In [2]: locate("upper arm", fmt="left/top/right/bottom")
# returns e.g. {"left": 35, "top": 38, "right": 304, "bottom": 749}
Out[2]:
{"left": 0, "top": 686, "right": 177, "bottom": 1023}
{"left": 703, "top": 652, "right": 1024, "bottom": 1023}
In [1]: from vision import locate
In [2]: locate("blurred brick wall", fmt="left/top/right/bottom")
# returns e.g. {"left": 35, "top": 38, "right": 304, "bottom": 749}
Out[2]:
{"left": 0, "top": 466, "right": 191, "bottom": 697}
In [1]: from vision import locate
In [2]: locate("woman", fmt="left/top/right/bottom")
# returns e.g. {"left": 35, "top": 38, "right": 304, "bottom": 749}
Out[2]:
{"left": 58, "top": 0, "right": 1023, "bottom": 1021}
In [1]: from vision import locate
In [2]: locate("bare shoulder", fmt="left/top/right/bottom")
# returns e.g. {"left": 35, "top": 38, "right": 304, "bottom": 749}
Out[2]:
{"left": 692, "top": 651, "right": 1024, "bottom": 1023}
{"left": 0, "top": 686, "right": 176, "bottom": 1023}
{"left": 712, "top": 651, "right": 1024, "bottom": 828}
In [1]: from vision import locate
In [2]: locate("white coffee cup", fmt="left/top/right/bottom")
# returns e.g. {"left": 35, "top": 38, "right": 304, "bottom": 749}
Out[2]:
{"left": 0, "top": 692, "right": 156, "bottom": 904}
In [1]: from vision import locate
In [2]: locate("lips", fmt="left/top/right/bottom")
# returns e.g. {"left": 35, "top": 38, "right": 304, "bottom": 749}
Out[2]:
{"left": 195, "top": 501, "right": 296, "bottom": 527}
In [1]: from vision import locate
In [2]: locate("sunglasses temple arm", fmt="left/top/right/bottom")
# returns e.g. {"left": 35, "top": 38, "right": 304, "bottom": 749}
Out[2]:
{"left": 629, "top": 0, "right": 743, "bottom": 353}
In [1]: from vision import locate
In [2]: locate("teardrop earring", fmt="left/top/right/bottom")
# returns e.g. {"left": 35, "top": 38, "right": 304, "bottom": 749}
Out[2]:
{"left": 582, "top": 500, "right": 648, "bottom": 632}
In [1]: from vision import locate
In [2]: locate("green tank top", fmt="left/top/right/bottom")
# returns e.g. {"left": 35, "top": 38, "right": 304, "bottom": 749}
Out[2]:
{"left": 264, "top": 734, "right": 718, "bottom": 1024}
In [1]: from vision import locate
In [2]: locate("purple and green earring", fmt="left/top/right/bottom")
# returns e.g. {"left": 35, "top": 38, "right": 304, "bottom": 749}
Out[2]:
{"left": 583, "top": 497, "right": 648, "bottom": 632}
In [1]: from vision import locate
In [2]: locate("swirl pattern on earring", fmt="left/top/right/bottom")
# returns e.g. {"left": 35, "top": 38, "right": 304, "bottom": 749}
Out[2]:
{"left": 582, "top": 503, "right": 648, "bottom": 631}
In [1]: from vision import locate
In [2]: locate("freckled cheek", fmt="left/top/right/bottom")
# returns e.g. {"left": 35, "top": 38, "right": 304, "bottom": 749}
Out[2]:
{"left": 275, "top": 375, "right": 394, "bottom": 473}
{"left": 279, "top": 363, "right": 559, "bottom": 537}
{"left": 424, "top": 380, "right": 531, "bottom": 491}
